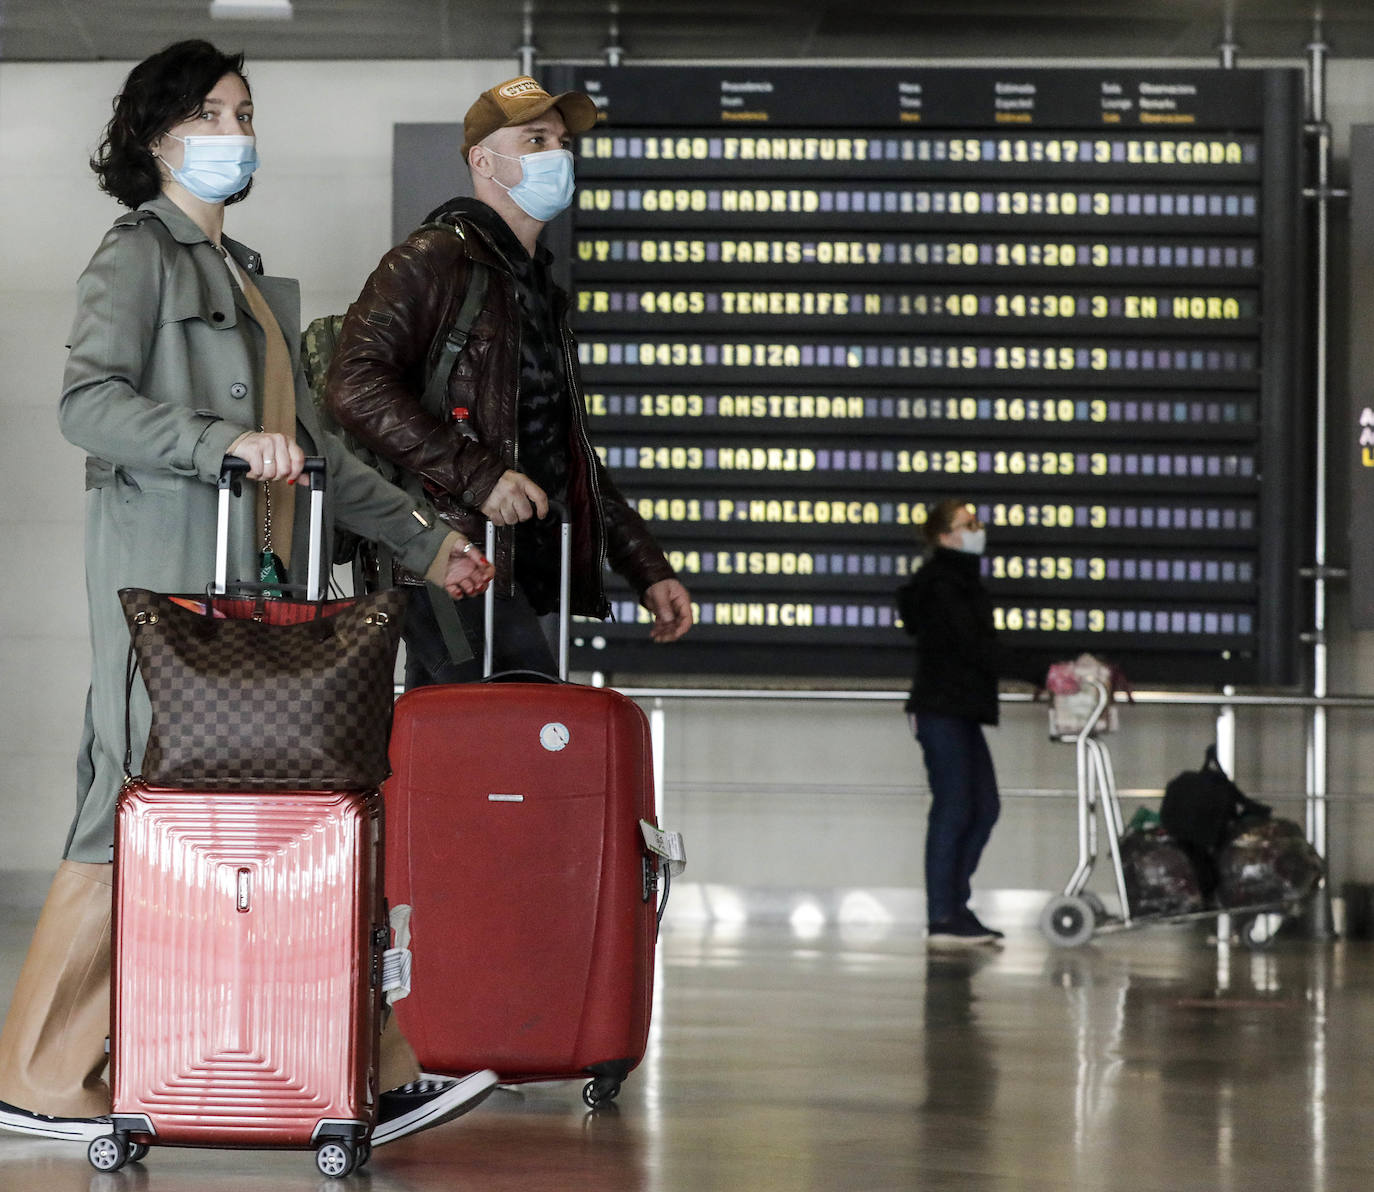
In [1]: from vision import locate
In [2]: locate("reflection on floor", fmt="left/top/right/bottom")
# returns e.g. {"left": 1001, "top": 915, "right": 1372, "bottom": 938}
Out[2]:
{"left": 0, "top": 903, "right": 1368, "bottom": 1191}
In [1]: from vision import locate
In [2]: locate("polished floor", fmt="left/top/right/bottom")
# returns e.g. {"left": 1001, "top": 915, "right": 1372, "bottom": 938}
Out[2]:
{"left": 0, "top": 902, "right": 1369, "bottom": 1191}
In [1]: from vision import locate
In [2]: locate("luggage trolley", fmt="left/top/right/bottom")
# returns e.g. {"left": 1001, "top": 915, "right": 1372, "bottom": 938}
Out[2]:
{"left": 1038, "top": 676, "right": 1133, "bottom": 947}
{"left": 1038, "top": 676, "right": 1309, "bottom": 949}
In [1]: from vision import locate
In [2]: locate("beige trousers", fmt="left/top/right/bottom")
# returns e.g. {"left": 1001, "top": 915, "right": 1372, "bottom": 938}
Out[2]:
{"left": 0, "top": 861, "right": 419, "bottom": 1119}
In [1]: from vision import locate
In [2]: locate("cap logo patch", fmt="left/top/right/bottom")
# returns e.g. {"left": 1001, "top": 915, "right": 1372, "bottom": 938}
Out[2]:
{"left": 499, "top": 78, "right": 544, "bottom": 100}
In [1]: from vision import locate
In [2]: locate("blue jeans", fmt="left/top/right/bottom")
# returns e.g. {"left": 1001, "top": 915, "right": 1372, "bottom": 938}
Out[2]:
{"left": 913, "top": 713, "right": 1001, "bottom": 925}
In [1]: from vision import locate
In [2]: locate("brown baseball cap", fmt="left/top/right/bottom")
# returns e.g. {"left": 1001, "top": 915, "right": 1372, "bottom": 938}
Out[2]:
{"left": 462, "top": 76, "right": 598, "bottom": 158}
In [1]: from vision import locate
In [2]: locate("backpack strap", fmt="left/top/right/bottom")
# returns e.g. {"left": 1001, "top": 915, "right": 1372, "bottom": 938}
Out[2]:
{"left": 417, "top": 220, "right": 491, "bottom": 424}
{"left": 414, "top": 218, "right": 486, "bottom": 667}
{"left": 419, "top": 261, "right": 488, "bottom": 422}
{"left": 426, "top": 580, "right": 475, "bottom": 665}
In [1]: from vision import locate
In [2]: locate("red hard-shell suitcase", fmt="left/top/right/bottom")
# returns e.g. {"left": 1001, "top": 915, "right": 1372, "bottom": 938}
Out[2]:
{"left": 385, "top": 681, "right": 659, "bottom": 1106}
{"left": 102, "top": 784, "right": 386, "bottom": 1175}
{"left": 385, "top": 506, "right": 664, "bottom": 1107}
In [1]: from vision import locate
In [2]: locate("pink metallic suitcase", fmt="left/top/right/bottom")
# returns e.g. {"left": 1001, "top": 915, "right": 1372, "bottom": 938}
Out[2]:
{"left": 98, "top": 783, "right": 386, "bottom": 1177}
{"left": 384, "top": 679, "right": 661, "bottom": 1107}
{"left": 90, "top": 460, "right": 392, "bottom": 1178}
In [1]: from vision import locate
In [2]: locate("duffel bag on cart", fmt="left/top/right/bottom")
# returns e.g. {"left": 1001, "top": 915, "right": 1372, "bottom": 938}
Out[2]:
{"left": 1120, "top": 825, "right": 1207, "bottom": 917}
{"left": 1214, "top": 817, "right": 1324, "bottom": 909}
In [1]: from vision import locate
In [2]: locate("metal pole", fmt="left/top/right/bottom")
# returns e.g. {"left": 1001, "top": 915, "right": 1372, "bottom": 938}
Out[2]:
{"left": 1306, "top": 20, "right": 1331, "bottom": 863}
{"left": 604, "top": 2, "right": 624, "bottom": 67}
{"left": 1214, "top": 690, "right": 1236, "bottom": 942}
{"left": 1216, "top": 0, "right": 1239, "bottom": 68}
{"left": 1301, "top": 15, "right": 1339, "bottom": 939}
{"left": 516, "top": 1, "right": 537, "bottom": 76}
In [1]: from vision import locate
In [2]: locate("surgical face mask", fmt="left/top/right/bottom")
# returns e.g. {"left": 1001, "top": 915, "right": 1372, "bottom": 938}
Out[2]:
{"left": 957, "top": 527, "right": 987, "bottom": 556}
{"left": 486, "top": 147, "right": 576, "bottom": 221}
{"left": 162, "top": 134, "right": 258, "bottom": 203}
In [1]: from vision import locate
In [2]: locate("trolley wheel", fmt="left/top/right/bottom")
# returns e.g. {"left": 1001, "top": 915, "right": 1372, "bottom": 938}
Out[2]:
{"left": 1040, "top": 895, "right": 1097, "bottom": 948}
{"left": 1239, "top": 912, "right": 1283, "bottom": 951}
{"left": 1081, "top": 891, "right": 1108, "bottom": 919}
{"left": 356, "top": 1140, "right": 372, "bottom": 1169}
{"left": 582, "top": 1077, "right": 622, "bottom": 1109}
{"left": 128, "top": 1141, "right": 151, "bottom": 1163}
{"left": 88, "top": 1134, "right": 129, "bottom": 1173}
{"left": 315, "top": 1139, "right": 356, "bottom": 1179}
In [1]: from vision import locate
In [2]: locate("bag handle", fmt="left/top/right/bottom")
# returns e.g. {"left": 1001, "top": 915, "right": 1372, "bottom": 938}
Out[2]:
{"left": 122, "top": 641, "right": 139, "bottom": 780}
{"left": 218, "top": 456, "right": 328, "bottom": 601}
{"left": 1201, "top": 745, "right": 1273, "bottom": 820}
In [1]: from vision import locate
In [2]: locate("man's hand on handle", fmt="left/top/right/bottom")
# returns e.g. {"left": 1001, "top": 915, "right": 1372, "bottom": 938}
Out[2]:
{"left": 480, "top": 470, "right": 548, "bottom": 525}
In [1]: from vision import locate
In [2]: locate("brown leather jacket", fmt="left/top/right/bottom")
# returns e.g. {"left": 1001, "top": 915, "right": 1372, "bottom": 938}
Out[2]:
{"left": 325, "top": 203, "right": 675, "bottom": 617}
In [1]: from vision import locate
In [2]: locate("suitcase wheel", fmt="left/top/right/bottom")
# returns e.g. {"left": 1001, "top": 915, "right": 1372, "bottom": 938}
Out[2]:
{"left": 315, "top": 1139, "right": 358, "bottom": 1178}
{"left": 582, "top": 1077, "right": 622, "bottom": 1110}
{"left": 88, "top": 1133, "right": 130, "bottom": 1173}
{"left": 129, "top": 1141, "right": 151, "bottom": 1163}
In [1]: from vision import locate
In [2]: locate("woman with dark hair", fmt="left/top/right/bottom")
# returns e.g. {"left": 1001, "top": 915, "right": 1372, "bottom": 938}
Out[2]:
{"left": 897, "top": 498, "right": 1028, "bottom": 947}
{"left": 0, "top": 40, "right": 496, "bottom": 1144}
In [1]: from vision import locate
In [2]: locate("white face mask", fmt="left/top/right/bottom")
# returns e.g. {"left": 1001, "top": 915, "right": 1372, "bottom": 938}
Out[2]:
{"left": 163, "top": 133, "right": 258, "bottom": 203}
{"left": 485, "top": 147, "right": 576, "bottom": 221}
{"left": 956, "top": 528, "right": 987, "bottom": 556}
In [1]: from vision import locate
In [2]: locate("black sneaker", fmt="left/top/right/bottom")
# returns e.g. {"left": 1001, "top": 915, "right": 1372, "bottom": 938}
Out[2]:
{"left": 960, "top": 908, "right": 1006, "bottom": 939}
{"left": 371, "top": 1070, "right": 498, "bottom": 1146}
{"left": 927, "top": 919, "right": 996, "bottom": 947}
{"left": 0, "top": 1100, "right": 110, "bottom": 1142}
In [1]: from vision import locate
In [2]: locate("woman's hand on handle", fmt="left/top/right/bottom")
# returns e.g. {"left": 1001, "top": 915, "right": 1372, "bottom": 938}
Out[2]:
{"left": 226, "top": 431, "right": 306, "bottom": 483}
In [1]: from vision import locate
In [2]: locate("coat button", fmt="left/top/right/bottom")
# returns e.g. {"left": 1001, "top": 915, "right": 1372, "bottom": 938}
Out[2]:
{"left": 229, "top": 382, "right": 249, "bottom": 399}
{"left": 212, "top": 311, "right": 226, "bottom": 322}
{"left": 461, "top": 489, "right": 477, "bottom": 505}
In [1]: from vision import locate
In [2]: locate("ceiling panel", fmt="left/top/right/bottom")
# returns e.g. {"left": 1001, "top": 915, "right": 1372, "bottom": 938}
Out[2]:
{"left": 3, "top": 0, "right": 1374, "bottom": 62}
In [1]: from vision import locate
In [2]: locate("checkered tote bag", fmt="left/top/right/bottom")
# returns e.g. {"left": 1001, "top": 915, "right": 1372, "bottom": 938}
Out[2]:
{"left": 119, "top": 586, "right": 407, "bottom": 791}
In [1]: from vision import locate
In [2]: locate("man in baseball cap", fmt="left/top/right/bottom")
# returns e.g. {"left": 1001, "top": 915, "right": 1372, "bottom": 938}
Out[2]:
{"left": 326, "top": 77, "right": 693, "bottom": 691}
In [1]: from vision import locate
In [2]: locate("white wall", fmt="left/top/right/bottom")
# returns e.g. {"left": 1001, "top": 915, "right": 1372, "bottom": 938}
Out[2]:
{"left": 4, "top": 56, "right": 1374, "bottom": 915}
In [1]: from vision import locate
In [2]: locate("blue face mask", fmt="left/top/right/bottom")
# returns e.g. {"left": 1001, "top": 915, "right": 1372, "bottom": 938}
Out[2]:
{"left": 163, "top": 134, "right": 258, "bottom": 203}
{"left": 487, "top": 147, "right": 576, "bottom": 222}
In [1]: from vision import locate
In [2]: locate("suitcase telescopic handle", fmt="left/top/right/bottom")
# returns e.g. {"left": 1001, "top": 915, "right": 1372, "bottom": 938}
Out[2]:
{"left": 483, "top": 498, "right": 571, "bottom": 681}
{"left": 218, "top": 454, "right": 326, "bottom": 492}
{"left": 216, "top": 456, "right": 327, "bottom": 600}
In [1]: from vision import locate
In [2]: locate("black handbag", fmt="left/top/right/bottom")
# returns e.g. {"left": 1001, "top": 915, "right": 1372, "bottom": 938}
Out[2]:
{"left": 120, "top": 586, "right": 407, "bottom": 791}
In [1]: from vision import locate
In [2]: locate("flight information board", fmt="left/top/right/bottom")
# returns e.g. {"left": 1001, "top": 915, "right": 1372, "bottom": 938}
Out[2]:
{"left": 543, "top": 65, "right": 1308, "bottom": 683}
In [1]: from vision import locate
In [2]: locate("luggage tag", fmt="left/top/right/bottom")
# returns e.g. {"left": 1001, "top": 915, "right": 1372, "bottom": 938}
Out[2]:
{"left": 383, "top": 904, "right": 414, "bottom": 1004}
{"left": 639, "top": 820, "right": 687, "bottom": 876}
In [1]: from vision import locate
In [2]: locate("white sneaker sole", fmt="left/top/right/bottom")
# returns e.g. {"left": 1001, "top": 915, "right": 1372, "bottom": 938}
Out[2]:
{"left": 926, "top": 934, "right": 997, "bottom": 948}
{"left": 0, "top": 1109, "right": 110, "bottom": 1142}
{"left": 371, "top": 1069, "right": 499, "bottom": 1146}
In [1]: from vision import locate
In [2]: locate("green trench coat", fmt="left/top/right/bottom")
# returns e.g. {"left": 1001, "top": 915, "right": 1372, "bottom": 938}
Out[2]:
{"left": 57, "top": 194, "right": 450, "bottom": 863}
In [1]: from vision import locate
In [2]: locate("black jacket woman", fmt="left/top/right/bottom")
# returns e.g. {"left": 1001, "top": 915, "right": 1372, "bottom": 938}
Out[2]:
{"left": 897, "top": 498, "right": 1017, "bottom": 946}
